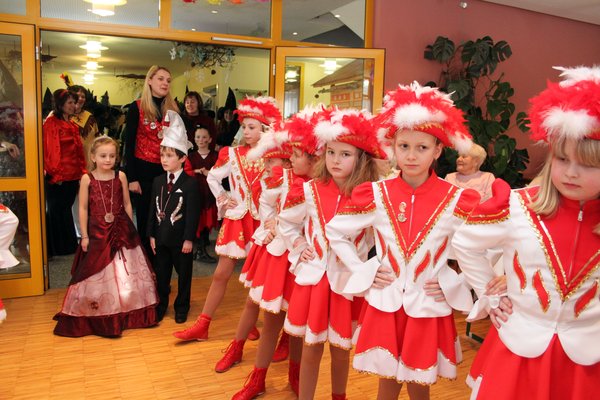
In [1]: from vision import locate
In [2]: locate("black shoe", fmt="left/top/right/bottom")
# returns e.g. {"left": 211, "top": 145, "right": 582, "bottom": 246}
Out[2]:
{"left": 200, "top": 252, "right": 217, "bottom": 264}
{"left": 194, "top": 246, "right": 205, "bottom": 261}
{"left": 156, "top": 308, "right": 166, "bottom": 323}
{"left": 175, "top": 313, "right": 188, "bottom": 324}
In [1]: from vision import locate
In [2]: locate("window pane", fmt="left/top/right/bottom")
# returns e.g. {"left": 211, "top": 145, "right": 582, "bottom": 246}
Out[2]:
{"left": 0, "top": 34, "right": 26, "bottom": 178}
{"left": 282, "top": 0, "right": 365, "bottom": 47}
{"left": 0, "top": 191, "right": 30, "bottom": 278}
{"left": 0, "top": 1, "right": 26, "bottom": 15}
{"left": 41, "top": 0, "right": 159, "bottom": 28}
{"left": 171, "top": 0, "right": 271, "bottom": 39}
{"left": 283, "top": 56, "right": 374, "bottom": 116}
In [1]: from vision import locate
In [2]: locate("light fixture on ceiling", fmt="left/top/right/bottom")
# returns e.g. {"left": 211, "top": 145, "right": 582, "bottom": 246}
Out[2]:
{"left": 83, "top": 0, "right": 127, "bottom": 17}
{"left": 82, "top": 60, "right": 104, "bottom": 70}
{"left": 320, "top": 59, "right": 338, "bottom": 75}
{"left": 83, "top": 72, "right": 95, "bottom": 84}
{"left": 285, "top": 69, "right": 298, "bottom": 83}
{"left": 79, "top": 39, "right": 108, "bottom": 58}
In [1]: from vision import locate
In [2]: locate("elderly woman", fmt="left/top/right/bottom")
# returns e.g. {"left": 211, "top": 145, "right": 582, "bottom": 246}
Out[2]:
{"left": 445, "top": 143, "right": 495, "bottom": 201}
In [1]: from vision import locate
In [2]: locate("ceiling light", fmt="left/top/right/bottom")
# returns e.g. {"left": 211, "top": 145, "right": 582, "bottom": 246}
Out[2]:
{"left": 79, "top": 40, "right": 108, "bottom": 52}
{"left": 83, "top": 0, "right": 127, "bottom": 17}
{"left": 83, "top": 72, "right": 95, "bottom": 84}
{"left": 334, "top": 14, "right": 341, "bottom": 18}
{"left": 292, "top": 32, "right": 298, "bottom": 36}
{"left": 86, "top": 50, "right": 101, "bottom": 59}
{"left": 82, "top": 60, "right": 103, "bottom": 70}
{"left": 211, "top": 10, "right": 218, "bottom": 14}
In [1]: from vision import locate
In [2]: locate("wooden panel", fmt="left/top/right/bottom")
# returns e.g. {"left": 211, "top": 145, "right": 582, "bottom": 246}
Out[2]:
{"left": 0, "top": 275, "right": 489, "bottom": 399}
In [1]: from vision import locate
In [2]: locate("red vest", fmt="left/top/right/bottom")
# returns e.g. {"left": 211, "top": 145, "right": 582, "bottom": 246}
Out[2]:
{"left": 133, "top": 99, "right": 167, "bottom": 164}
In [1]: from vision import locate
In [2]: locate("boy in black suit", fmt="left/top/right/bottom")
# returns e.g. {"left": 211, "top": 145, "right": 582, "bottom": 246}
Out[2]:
{"left": 147, "top": 111, "right": 200, "bottom": 323}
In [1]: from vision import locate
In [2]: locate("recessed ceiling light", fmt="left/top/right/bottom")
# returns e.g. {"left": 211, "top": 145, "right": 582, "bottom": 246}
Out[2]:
{"left": 292, "top": 32, "right": 298, "bottom": 36}
{"left": 211, "top": 10, "right": 218, "bottom": 14}
{"left": 334, "top": 14, "right": 341, "bottom": 18}
{"left": 191, "top": 28, "right": 196, "bottom": 31}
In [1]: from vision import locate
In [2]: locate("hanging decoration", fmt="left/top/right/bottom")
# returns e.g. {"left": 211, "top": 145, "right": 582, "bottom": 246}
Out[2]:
{"left": 170, "top": 42, "right": 235, "bottom": 69}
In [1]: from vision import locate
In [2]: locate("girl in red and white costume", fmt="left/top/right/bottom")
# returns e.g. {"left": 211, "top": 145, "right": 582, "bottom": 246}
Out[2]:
{"left": 452, "top": 66, "right": 600, "bottom": 400}
{"left": 173, "top": 97, "right": 282, "bottom": 342}
{"left": 326, "top": 82, "right": 480, "bottom": 400}
{"left": 280, "top": 107, "right": 388, "bottom": 400}
{"left": 211, "top": 123, "right": 293, "bottom": 374}
{"left": 231, "top": 106, "right": 322, "bottom": 399}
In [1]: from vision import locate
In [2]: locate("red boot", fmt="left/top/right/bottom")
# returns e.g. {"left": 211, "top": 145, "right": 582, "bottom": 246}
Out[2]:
{"left": 215, "top": 339, "right": 245, "bottom": 373}
{"left": 247, "top": 325, "right": 260, "bottom": 341}
{"left": 271, "top": 332, "right": 289, "bottom": 362}
{"left": 288, "top": 359, "right": 300, "bottom": 396}
{"left": 172, "top": 314, "right": 211, "bottom": 341}
{"left": 332, "top": 393, "right": 347, "bottom": 400}
{"left": 231, "top": 366, "right": 267, "bottom": 400}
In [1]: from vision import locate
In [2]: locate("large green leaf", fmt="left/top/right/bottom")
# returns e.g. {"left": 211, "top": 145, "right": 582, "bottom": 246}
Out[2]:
{"left": 425, "top": 36, "right": 455, "bottom": 63}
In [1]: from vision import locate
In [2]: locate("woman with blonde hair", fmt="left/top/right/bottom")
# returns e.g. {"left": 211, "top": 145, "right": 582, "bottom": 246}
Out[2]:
{"left": 123, "top": 66, "right": 179, "bottom": 253}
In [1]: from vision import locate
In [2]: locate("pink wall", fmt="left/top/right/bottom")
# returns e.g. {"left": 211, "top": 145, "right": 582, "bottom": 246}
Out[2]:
{"left": 373, "top": 0, "right": 600, "bottom": 178}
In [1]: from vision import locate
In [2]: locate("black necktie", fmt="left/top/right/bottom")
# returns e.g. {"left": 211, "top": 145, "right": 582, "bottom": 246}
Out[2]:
{"left": 167, "top": 173, "right": 175, "bottom": 193}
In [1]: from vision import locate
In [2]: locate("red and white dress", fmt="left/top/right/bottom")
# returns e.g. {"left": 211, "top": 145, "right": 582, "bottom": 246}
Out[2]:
{"left": 452, "top": 180, "right": 600, "bottom": 400}
{"left": 245, "top": 167, "right": 309, "bottom": 313}
{"left": 207, "top": 145, "right": 264, "bottom": 259}
{"left": 326, "top": 172, "right": 479, "bottom": 384}
{"left": 53, "top": 172, "right": 158, "bottom": 337}
{"left": 279, "top": 178, "right": 371, "bottom": 349}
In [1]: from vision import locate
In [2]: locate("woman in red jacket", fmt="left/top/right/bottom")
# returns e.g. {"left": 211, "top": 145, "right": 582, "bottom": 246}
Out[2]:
{"left": 43, "top": 89, "right": 86, "bottom": 256}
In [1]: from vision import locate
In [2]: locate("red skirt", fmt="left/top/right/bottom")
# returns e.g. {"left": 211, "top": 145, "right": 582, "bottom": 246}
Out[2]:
{"left": 215, "top": 214, "right": 259, "bottom": 259}
{"left": 196, "top": 205, "right": 218, "bottom": 236}
{"left": 239, "top": 243, "right": 267, "bottom": 287}
{"left": 468, "top": 327, "right": 600, "bottom": 400}
{"left": 248, "top": 249, "right": 294, "bottom": 314}
{"left": 353, "top": 305, "right": 459, "bottom": 384}
{"left": 283, "top": 274, "right": 361, "bottom": 350}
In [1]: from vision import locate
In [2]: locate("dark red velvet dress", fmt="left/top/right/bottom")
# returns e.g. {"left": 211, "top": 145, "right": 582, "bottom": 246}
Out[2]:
{"left": 188, "top": 150, "right": 218, "bottom": 236}
{"left": 53, "top": 172, "right": 158, "bottom": 337}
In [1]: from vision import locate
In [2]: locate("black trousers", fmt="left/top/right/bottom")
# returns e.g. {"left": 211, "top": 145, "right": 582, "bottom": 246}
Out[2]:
{"left": 46, "top": 180, "right": 79, "bottom": 256}
{"left": 129, "top": 158, "right": 163, "bottom": 258}
{"left": 153, "top": 243, "right": 193, "bottom": 318}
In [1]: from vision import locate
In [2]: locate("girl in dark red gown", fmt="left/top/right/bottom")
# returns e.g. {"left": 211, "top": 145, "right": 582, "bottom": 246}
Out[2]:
{"left": 187, "top": 126, "right": 218, "bottom": 262}
{"left": 54, "top": 136, "right": 158, "bottom": 338}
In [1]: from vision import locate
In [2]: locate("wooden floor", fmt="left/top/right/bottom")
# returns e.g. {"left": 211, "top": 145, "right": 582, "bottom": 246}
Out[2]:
{"left": 0, "top": 276, "right": 489, "bottom": 399}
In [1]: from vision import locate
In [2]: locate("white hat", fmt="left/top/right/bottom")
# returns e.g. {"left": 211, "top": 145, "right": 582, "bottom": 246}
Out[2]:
{"left": 160, "top": 110, "right": 193, "bottom": 154}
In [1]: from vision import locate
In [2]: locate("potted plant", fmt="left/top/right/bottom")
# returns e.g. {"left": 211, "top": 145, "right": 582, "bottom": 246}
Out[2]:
{"left": 424, "top": 35, "right": 530, "bottom": 187}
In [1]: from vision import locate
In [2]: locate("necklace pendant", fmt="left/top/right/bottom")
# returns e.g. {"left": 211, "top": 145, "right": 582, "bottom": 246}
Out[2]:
{"left": 398, "top": 213, "right": 407, "bottom": 223}
{"left": 158, "top": 211, "right": 166, "bottom": 219}
{"left": 104, "top": 213, "right": 114, "bottom": 223}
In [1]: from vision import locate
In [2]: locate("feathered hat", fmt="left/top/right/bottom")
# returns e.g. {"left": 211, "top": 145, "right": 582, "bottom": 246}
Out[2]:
{"left": 286, "top": 104, "right": 326, "bottom": 156}
{"left": 375, "top": 81, "right": 472, "bottom": 154}
{"left": 314, "top": 107, "right": 388, "bottom": 159}
{"left": 528, "top": 65, "right": 600, "bottom": 142}
{"left": 247, "top": 122, "right": 293, "bottom": 161}
{"left": 235, "top": 96, "right": 282, "bottom": 126}
{"left": 160, "top": 110, "right": 193, "bottom": 154}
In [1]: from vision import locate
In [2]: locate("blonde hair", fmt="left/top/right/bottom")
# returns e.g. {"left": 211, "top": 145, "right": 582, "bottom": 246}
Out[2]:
{"left": 313, "top": 146, "right": 380, "bottom": 196}
{"left": 531, "top": 136, "right": 600, "bottom": 234}
{"left": 140, "top": 66, "right": 179, "bottom": 122}
{"left": 89, "top": 136, "right": 119, "bottom": 170}
{"left": 465, "top": 143, "right": 487, "bottom": 169}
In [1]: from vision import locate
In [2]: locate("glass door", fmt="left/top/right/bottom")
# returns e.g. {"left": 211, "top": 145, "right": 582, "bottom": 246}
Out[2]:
{"left": 274, "top": 47, "right": 385, "bottom": 118}
{"left": 0, "top": 22, "right": 44, "bottom": 297}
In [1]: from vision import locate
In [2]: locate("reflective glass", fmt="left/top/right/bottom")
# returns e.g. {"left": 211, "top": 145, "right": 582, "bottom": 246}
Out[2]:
{"left": 282, "top": 0, "right": 365, "bottom": 47}
{"left": 0, "top": 34, "right": 26, "bottom": 178}
{"left": 41, "top": 0, "right": 159, "bottom": 28}
{"left": 0, "top": 191, "right": 30, "bottom": 278}
{"left": 171, "top": 0, "right": 271, "bottom": 39}
{"left": 283, "top": 56, "right": 374, "bottom": 117}
{"left": 0, "top": 1, "right": 26, "bottom": 15}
